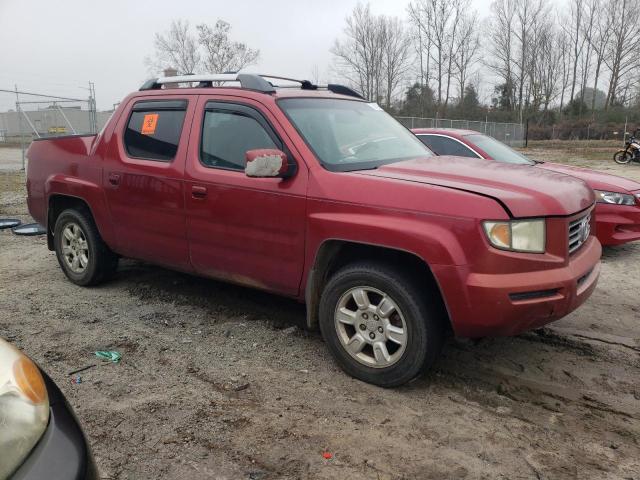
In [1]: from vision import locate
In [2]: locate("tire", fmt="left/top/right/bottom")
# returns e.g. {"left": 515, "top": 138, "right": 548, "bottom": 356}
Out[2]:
{"left": 53, "top": 207, "right": 118, "bottom": 286}
{"left": 613, "top": 150, "right": 632, "bottom": 164}
{"left": 318, "top": 261, "right": 444, "bottom": 387}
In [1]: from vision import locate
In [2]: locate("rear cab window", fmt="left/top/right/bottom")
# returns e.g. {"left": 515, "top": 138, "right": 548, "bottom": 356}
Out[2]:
{"left": 124, "top": 100, "right": 187, "bottom": 161}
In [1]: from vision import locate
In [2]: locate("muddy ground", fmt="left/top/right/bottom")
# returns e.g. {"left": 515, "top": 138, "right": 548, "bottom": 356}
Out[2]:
{"left": 0, "top": 143, "right": 639, "bottom": 479}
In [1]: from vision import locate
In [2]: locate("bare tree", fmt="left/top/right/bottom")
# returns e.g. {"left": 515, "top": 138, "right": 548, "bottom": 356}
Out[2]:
{"left": 585, "top": 0, "right": 612, "bottom": 112}
{"left": 331, "top": 4, "right": 390, "bottom": 103}
{"left": 603, "top": 0, "right": 640, "bottom": 108}
{"left": 407, "top": 1, "right": 434, "bottom": 116}
{"left": 197, "top": 21, "right": 260, "bottom": 74}
{"left": 310, "top": 65, "right": 321, "bottom": 85}
{"left": 429, "top": 0, "right": 454, "bottom": 110}
{"left": 486, "top": 0, "right": 517, "bottom": 110}
{"left": 147, "top": 19, "right": 260, "bottom": 77}
{"left": 332, "top": 4, "right": 381, "bottom": 101}
{"left": 380, "top": 16, "right": 412, "bottom": 109}
{"left": 512, "top": 0, "right": 548, "bottom": 120}
{"left": 407, "top": 0, "right": 473, "bottom": 115}
{"left": 560, "top": 0, "right": 588, "bottom": 105}
{"left": 528, "top": 21, "right": 562, "bottom": 111}
{"left": 147, "top": 19, "right": 200, "bottom": 75}
{"left": 452, "top": 13, "right": 480, "bottom": 105}
{"left": 487, "top": 0, "right": 548, "bottom": 118}
{"left": 557, "top": 29, "right": 572, "bottom": 112}
{"left": 577, "top": 0, "right": 597, "bottom": 110}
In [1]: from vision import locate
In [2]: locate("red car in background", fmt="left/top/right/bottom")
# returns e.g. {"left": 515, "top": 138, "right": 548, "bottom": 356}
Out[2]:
{"left": 413, "top": 128, "right": 640, "bottom": 246}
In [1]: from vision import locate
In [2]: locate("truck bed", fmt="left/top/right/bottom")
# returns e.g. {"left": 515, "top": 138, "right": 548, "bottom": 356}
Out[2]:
{"left": 26, "top": 134, "right": 100, "bottom": 228}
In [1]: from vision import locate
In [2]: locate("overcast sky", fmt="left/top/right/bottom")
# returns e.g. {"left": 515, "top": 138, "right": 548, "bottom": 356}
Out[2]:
{"left": 0, "top": 0, "right": 493, "bottom": 111}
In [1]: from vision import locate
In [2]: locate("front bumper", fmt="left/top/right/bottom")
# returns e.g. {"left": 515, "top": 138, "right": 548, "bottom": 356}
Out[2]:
{"left": 594, "top": 202, "right": 640, "bottom": 246}
{"left": 433, "top": 236, "right": 602, "bottom": 338}
{"left": 11, "top": 373, "right": 97, "bottom": 480}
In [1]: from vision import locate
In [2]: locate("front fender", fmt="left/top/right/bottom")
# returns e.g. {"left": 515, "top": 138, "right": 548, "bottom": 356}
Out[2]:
{"left": 306, "top": 211, "right": 472, "bottom": 267}
{"left": 300, "top": 204, "right": 489, "bottom": 301}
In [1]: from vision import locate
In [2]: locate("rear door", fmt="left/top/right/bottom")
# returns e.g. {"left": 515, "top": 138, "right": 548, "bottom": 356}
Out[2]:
{"left": 184, "top": 96, "right": 308, "bottom": 296}
{"left": 103, "top": 96, "right": 195, "bottom": 270}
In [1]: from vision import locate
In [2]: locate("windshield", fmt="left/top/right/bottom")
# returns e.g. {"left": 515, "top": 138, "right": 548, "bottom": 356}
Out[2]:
{"left": 465, "top": 134, "right": 535, "bottom": 165}
{"left": 278, "top": 98, "right": 432, "bottom": 171}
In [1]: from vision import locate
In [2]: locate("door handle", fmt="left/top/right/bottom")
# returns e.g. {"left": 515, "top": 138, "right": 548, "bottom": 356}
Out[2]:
{"left": 108, "top": 173, "right": 120, "bottom": 186}
{"left": 191, "top": 185, "right": 207, "bottom": 199}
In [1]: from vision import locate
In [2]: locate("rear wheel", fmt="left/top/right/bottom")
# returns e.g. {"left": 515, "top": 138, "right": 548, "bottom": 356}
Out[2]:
{"left": 613, "top": 150, "right": 632, "bottom": 164}
{"left": 53, "top": 208, "right": 118, "bottom": 286}
{"left": 319, "top": 261, "right": 444, "bottom": 387}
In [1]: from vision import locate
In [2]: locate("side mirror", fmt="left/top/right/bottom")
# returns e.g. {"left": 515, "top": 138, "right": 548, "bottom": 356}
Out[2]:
{"left": 244, "top": 149, "right": 292, "bottom": 178}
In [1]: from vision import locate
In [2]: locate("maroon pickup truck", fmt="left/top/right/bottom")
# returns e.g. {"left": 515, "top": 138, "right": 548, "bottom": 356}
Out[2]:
{"left": 26, "top": 74, "right": 601, "bottom": 387}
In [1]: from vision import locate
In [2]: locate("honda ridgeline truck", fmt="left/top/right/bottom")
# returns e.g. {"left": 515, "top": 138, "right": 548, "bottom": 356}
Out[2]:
{"left": 25, "top": 74, "right": 601, "bottom": 387}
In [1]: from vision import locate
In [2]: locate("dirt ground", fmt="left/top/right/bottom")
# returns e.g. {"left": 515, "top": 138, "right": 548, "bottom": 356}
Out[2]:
{"left": 1, "top": 142, "right": 639, "bottom": 480}
{"left": 0, "top": 146, "right": 24, "bottom": 172}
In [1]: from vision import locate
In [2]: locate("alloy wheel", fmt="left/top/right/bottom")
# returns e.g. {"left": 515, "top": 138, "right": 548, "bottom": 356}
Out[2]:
{"left": 61, "top": 222, "right": 89, "bottom": 274}
{"left": 334, "top": 286, "right": 408, "bottom": 368}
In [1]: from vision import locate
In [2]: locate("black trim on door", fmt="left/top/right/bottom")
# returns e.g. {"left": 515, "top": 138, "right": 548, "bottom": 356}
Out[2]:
{"left": 132, "top": 100, "right": 188, "bottom": 111}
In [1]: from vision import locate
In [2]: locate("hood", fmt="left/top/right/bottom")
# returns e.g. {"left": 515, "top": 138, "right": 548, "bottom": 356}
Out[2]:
{"left": 357, "top": 156, "right": 594, "bottom": 217}
{"left": 538, "top": 162, "right": 640, "bottom": 193}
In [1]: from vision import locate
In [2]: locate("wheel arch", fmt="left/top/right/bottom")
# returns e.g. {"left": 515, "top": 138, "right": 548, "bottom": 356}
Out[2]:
{"left": 304, "top": 239, "right": 452, "bottom": 334}
{"left": 47, "top": 195, "right": 98, "bottom": 251}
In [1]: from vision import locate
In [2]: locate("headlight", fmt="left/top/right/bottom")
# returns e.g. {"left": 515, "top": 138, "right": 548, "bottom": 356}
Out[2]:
{"left": 483, "top": 219, "right": 546, "bottom": 253}
{"left": 595, "top": 190, "right": 636, "bottom": 206}
{"left": 0, "top": 338, "right": 49, "bottom": 479}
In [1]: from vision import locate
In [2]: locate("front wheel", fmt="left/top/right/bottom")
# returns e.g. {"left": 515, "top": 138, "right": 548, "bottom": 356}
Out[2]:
{"left": 613, "top": 150, "right": 632, "bottom": 164}
{"left": 318, "top": 261, "right": 444, "bottom": 387}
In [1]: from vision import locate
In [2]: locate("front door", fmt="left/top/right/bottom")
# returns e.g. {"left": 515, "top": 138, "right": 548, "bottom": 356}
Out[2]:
{"left": 185, "top": 97, "right": 308, "bottom": 296}
{"left": 103, "top": 96, "right": 196, "bottom": 270}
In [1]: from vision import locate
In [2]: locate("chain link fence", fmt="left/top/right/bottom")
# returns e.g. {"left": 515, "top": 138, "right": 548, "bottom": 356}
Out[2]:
{"left": 0, "top": 106, "right": 106, "bottom": 141}
{"left": 395, "top": 116, "right": 525, "bottom": 147}
{"left": 0, "top": 86, "right": 113, "bottom": 170}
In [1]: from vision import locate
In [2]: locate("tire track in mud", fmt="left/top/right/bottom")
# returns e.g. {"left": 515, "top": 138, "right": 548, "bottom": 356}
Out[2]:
{"left": 522, "top": 328, "right": 640, "bottom": 357}
{"left": 430, "top": 351, "right": 640, "bottom": 478}
{"left": 432, "top": 330, "right": 640, "bottom": 453}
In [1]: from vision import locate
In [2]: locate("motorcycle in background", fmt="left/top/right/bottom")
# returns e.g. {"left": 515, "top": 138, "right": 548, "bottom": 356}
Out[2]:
{"left": 614, "top": 130, "right": 640, "bottom": 165}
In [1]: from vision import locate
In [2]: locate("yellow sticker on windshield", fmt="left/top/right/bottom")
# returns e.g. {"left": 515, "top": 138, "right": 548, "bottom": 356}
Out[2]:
{"left": 141, "top": 113, "right": 159, "bottom": 135}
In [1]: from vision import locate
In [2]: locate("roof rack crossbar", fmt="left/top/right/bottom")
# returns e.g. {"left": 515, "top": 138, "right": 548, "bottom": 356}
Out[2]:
{"left": 140, "top": 73, "right": 276, "bottom": 93}
{"left": 139, "top": 73, "right": 365, "bottom": 99}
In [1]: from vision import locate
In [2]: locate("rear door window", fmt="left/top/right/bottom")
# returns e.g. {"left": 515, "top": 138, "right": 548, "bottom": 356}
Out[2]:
{"left": 417, "top": 134, "right": 479, "bottom": 158}
{"left": 124, "top": 100, "right": 187, "bottom": 161}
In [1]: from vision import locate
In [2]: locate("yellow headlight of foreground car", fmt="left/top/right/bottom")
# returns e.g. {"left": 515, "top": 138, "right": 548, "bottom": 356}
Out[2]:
{"left": 0, "top": 338, "right": 50, "bottom": 479}
{"left": 482, "top": 219, "right": 546, "bottom": 253}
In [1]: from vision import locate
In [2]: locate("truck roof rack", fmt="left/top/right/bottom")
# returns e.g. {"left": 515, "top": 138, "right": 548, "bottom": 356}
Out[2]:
{"left": 139, "top": 73, "right": 364, "bottom": 100}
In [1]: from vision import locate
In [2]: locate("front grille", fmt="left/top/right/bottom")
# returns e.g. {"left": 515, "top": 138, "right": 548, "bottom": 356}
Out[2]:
{"left": 568, "top": 213, "right": 591, "bottom": 254}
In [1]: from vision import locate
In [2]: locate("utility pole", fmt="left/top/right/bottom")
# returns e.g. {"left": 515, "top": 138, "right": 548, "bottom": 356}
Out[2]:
{"left": 88, "top": 81, "right": 97, "bottom": 134}
{"left": 92, "top": 82, "right": 97, "bottom": 133}
{"left": 15, "top": 84, "right": 25, "bottom": 171}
